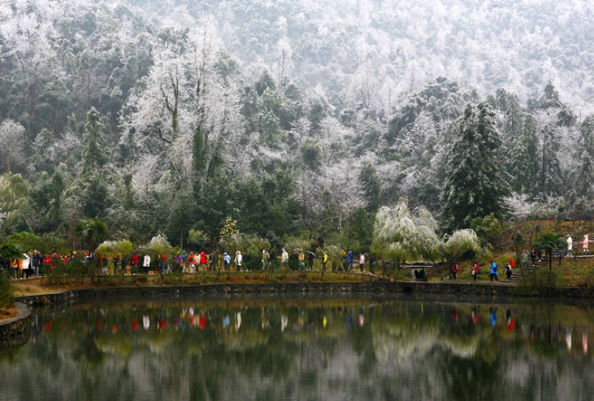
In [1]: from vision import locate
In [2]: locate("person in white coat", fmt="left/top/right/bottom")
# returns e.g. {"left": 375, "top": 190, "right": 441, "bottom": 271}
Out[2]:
{"left": 143, "top": 254, "right": 151, "bottom": 274}
{"left": 234, "top": 251, "right": 243, "bottom": 271}
{"left": 281, "top": 249, "right": 289, "bottom": 268}
{"left": 22, "top": 253, "right": 31, "bottom": 279}
{"left": 567, "top": 235, "right": 573, "bottom": 257}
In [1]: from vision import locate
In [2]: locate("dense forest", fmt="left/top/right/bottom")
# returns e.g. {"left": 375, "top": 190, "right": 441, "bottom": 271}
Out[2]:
{"left": 1, "top": 0, "right": 593, "bottom": 253}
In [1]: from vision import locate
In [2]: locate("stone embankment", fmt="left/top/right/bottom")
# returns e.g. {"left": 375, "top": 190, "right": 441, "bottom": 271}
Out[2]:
{"left": 0, "top": 303, "right": 32, "bottom": 351}
{"left": 14, "top": 281, "right": 594, "bottom": 308}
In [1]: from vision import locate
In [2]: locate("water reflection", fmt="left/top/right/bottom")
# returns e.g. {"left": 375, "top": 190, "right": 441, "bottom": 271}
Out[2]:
{"left": 1, "top": 298, "right": 594, "bottom": 401}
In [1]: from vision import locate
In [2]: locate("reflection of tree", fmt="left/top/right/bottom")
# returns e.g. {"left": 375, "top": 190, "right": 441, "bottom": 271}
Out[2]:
{"left": 72, "top": 333, "right": 104, "bottom": 366}
{"left": 3, "top": 300, "right": 594, "bottom": 400}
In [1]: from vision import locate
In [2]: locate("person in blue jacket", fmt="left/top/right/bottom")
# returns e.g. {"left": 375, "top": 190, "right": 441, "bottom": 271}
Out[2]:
{"left": 490, "top": 260, "right": 499, "bottom": 281}
{"left": 347, "top": 251, "right": 354, "bottom": 272}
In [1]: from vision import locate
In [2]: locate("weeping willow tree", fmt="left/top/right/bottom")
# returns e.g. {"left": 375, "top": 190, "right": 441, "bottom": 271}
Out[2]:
{"left": 371, "top": 200, "right": 440, "bottom": 276}
{"left": 440, "top": 229, "right": 482, "bottom": 266}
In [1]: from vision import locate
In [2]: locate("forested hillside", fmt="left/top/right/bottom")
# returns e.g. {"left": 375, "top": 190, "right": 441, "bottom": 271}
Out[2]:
{"left": 1, "top": 0, "right": 593, "bottom": 251}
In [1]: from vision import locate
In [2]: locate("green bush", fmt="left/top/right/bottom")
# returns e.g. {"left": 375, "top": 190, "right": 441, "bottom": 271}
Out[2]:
{"left": 0, "top": 269, "right": 14, "bottom": 313}
{"left": 517, "top": 268, "right": 565, "bottom": 295}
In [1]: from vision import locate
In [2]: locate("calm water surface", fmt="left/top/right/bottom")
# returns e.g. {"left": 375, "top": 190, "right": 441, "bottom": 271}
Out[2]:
{"left": 1, "top": 296, "right": 593, "bottom": 401}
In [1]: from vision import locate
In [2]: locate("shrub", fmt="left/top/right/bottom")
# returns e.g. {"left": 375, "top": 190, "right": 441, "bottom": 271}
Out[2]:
{"left": 0, "top": 268, "right": 14, "bottom": 313}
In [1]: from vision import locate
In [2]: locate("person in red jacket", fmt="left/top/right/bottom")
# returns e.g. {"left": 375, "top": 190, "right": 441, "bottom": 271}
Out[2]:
{"left": 200, "top": 251, "right": 207, "bottom": 272}
{"left": 131, "top": 253, "right": 139, "bottom": 272}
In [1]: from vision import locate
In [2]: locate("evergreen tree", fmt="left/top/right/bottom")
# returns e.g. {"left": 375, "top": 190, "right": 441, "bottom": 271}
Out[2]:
{"left": 192, "top": 123, "right": 207, "bottom": 198}
{"left": 359, "top": 162, "right": 381, "bottom": 213}
{"left": 573, "top": 115, "right": 594, "bottom": 198}
{"left": 442, "top": 104, "right": 510, "bottom": 231}
{"left": 509, "top": 115, "right": 540, "bottom": 195}
{"left": 539, "top": 124, "right": 564, "bottom": 198}
{"left": 501, "top": 95, "right": 524, "bottom": 154}
{"left": 81, "top": 107, "right": 108, "bottom": 176}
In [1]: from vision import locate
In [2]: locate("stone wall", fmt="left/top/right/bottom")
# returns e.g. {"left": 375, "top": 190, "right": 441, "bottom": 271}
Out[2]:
{"left": 15, "top": 281, "right": 594, "bottom": 309}
{"left": 0, "top": 303, "right": 31, "bottom": 351}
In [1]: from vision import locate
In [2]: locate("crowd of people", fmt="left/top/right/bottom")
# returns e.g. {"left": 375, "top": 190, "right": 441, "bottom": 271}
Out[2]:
{"left": 4, "top": 232, "right": 591, "bottom": 280}
{"left": 1, "top": 247, "right": 379, "bottom": 279}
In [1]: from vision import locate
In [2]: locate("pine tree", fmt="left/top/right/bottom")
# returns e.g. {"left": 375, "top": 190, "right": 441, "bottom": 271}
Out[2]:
{"left": 509, "top": 115, "right": 540, "bottom": 195}
{"left": 442, "top": 103, "right": 510, "bottom": 231}
{"left": 81, "top": 107, "right": 108, "bottom": 176}
{"left": 573, "top": 115, "right": 594, "bottom": 197}
{"left": 192, "top": 123, "right": 207, "bottom": 198}
{"left": 359, "top": 162, "right": 381, "bottom": 213}
{"left": 539, "top": 124, "right": 564, "bottom": 198}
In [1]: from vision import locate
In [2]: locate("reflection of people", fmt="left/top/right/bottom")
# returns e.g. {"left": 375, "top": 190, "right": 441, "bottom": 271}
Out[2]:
{"left": 506, "top": 308, "right": 514, "bottom": 332}
{"left": 471, "top": 307, "right": 480, "bottom": 325}
{"left": 490, "top": 307, "right": 497, "bottom": 327}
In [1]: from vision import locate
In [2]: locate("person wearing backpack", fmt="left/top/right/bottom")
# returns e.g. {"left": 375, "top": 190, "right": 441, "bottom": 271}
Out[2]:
{"left": 451, "top": 261, "right": 458, "bottom": 280}
{"left": 490, "top": 260, "right": 499, "bottom": 282}
{"left": 505, "top": 263, "right": 513, "bottom": 281}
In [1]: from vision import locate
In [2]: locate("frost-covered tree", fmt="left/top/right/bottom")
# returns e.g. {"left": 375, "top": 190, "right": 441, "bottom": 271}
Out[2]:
{"left": 371, "top": 200, "right": 440, "bottom": 269}
{"left": 442, "top": 104, "right": 510, "bottom": 231}
{"left": 573, "top": 115, "right": 594, "bottom": 198}
{"left": 0, "top": 120, "right": 26, "bottom": 173}
{"left": 539, "top": 124, "right": 564, "bottom": 198}
{"left": 509, "top": 115, "right": 540, "bottom": 195}
{"left": 81, "top": 107, "right": 108, "bottom": 177}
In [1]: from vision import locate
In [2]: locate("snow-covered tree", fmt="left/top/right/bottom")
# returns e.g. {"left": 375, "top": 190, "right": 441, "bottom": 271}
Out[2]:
{"left": 573, "top": 115, "right": 594, "bottom": 198}
{"left": 371, "top": 200, "right": 440, "bottom": 268}
{"left": 0, "top": 120, "right": 26, "bottom": 173}
{"left": 81, "top": 107, "right": 109, "bottom": 176}
{"left": 442, "top": 103, "right": 510, "bottom": 231}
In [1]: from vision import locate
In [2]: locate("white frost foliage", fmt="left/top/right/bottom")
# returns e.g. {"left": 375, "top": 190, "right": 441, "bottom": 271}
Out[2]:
{"left": 371, "top": 201, "right": 440, "bottom": 262}
{"left": 321, "top": 160, "right": 365, "bottom": 213}
{"left": 505, "top": 194, "right": 533, "bottom": 220}
{"left": 122, "top": 39, "right": 189, "bottom": 147}
{"left": 441, "top": 229, "right": 481, "bottom": 259}
{"left": 0, "top": 120, "right": 26, "bottom": 171}
{"left": 132, "top": 154, "right": 162, "bottom": 197}
{"left": 0, "top": 0, "right": 61, "bottom": 81}
{"left": 143, "top": 234, "right": 174, "bottom": 255}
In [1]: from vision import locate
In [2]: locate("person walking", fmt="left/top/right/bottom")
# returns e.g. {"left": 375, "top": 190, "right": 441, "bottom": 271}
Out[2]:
{"left": 281, "top": 249, "right": 289, "bottom": 269}
{"left": 347, "top": 251, "right": 354, "bottom": 272}
{"left": 584, "top": 234, "right": 590, "bottom": 255}
{"left": 471, "top": 261, "right": 480, "bottom": 281}
{"left": 298, "top": 251, "right": 305, "bottom": 271}
{"left": 307, "top": 252, "right": 314, "bottom": 271}
{"left": 143, "top": 254, "right": 151, "bottom": 274}
{"left": 567, "top": 235, "right": 573, "bottom": 257}
{"left": 322, "top": 251, "right": 328, "bottom": 275}
{"left": 209, "top": 251, "right": 217, "bottom": 272}
{"left": 270, "top": 250, "right": 277, "bottom": 270}
{"left": 505, "top": 263, "right": 513, "bottom": 281}
{"left": 131, "top": 253, "right": 139, "bottom": 272}
{"left": 200, "top": 251, "right": 208, "bottom": 272}
{"left": 490, "top": 260, "right": 499, "bottom": 282}
{"left": 224, "top": 252, "right": 231, "bottom": 271}
{"left": 359, "top": 253, "right": 365, "bottom": 273}
{"left": 262, "top": 250, "right": 270, "bottom": 270}
{"left": 450, "top": 261, "right": 458, "bottom": 280}
{"left": 235, "top": 250, "right": 243, "bottom": 271}
{"left": 113, "top": 254, "right": 121, "bottom": 275}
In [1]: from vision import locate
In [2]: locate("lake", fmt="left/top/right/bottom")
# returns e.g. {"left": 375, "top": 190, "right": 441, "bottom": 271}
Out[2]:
{"left": 1, "top": 295, "right": 593, "bottom": 401}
